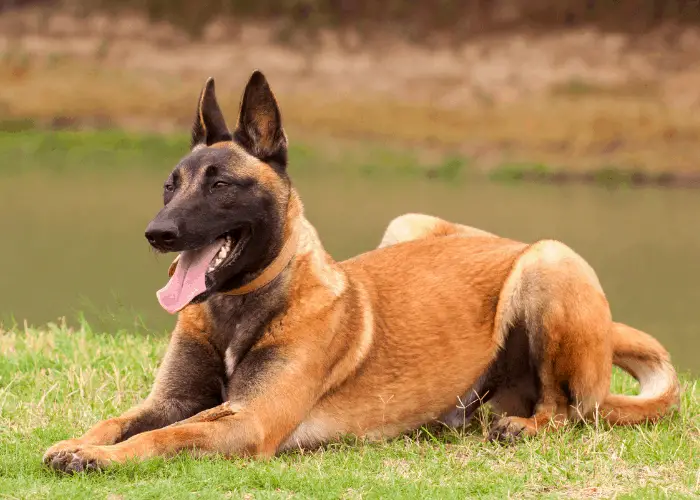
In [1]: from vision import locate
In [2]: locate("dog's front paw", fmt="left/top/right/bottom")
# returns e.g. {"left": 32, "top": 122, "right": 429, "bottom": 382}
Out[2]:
{"left": 43, "top": 439, "right": 84, "bottom": 467}
{"left": 44, "top": 444, "right": 114, "bottom": 474}
{"left": 487, "top": 416, "right": 529, "bottom": 443}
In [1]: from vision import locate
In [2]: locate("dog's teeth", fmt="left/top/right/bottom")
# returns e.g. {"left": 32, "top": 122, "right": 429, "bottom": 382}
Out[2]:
{"left": 210, "top": 240, "right": 234, "bottom": 272}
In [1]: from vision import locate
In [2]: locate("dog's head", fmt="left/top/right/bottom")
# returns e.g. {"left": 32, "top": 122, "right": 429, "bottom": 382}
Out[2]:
{"left": 145, "top": 71, "right": 291, "bottom": 313}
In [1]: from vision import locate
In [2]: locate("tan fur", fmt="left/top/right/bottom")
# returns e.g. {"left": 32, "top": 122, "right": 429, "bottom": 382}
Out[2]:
{"left": 378, "top": 213, "right": 681, "bottom": 433}
{"left": 378, "top": 213, "right": 497, "bottom": 248}
{"left": 42, "top": 75, "right": 681, "bottom": 473}
{"left": 197, "top": 78, "right": 211, "bottom": 140}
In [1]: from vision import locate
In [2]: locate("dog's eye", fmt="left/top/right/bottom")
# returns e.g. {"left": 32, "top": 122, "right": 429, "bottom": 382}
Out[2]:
{"left": 212, "top": 181, "right": 229, "bottom": 189}
{"left": 164, "top": 183, "right": 175, "bottom": 192}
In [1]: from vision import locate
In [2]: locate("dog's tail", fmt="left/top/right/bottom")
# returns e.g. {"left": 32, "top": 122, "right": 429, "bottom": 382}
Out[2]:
{"left": 600, "top": 322, "right": 680, "bottom": 425}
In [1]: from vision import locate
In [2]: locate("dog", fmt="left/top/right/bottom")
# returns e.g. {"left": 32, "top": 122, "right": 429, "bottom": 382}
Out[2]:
{"left": 43, "top": 71, "right": 680, "bottom": 473}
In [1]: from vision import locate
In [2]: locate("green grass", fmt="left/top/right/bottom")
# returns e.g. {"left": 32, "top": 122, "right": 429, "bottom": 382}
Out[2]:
{"left": 4, "top": 128, "right": 698, "bottom": 189}
{"left": 0, "top": 129, "right": 464, "bottom": 181}
{"left": 0, "top": 323, "right": 697, "bottom": 499}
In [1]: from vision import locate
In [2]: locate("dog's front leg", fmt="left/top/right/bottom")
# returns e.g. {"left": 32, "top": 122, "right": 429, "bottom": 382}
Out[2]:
{"left": 43, "top": 329, "right": 225, "bottom": 466}
{"left": 47, "top": 342, "right": 327, "bottom": 473}
{"left": 45, "top": 403, "right": 257, "bottom": 473}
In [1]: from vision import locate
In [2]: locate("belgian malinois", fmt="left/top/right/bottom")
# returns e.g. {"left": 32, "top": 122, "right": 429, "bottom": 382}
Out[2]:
{"left": 44, "top": 71, "right": 680, "bottom": 473}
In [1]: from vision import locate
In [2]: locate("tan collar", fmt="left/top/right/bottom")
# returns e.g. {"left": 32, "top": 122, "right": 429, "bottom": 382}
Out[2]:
{"left": 166, "top": 229, "right": 299, "bottom": 296}
{"left": 224, "top": 228, "right": 299, "bottom": 296}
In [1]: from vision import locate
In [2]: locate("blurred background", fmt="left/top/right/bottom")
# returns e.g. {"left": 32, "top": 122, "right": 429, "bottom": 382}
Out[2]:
{"left": 0, "top": 0, "right": 698, "bottom": 375}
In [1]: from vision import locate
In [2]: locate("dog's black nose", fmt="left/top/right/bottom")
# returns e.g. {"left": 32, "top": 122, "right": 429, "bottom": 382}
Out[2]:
{"left": 145, "top": 221, "right": 180, "bottom": 249}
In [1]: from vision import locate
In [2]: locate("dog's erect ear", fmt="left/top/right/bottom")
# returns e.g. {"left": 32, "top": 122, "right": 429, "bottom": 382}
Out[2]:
{"left": 191, "top": 77, "right": 232, "bottom": 150}
{"left": 233, "top": 70, "right": 287, "bottom": 167}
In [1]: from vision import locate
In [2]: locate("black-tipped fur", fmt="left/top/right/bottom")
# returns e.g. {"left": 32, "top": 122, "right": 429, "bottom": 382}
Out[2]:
{"left": 191, "top": 77, "right": 233, "bottom": 149}
{"left": 233, "top": 70, "right": 288, "bottom": 170}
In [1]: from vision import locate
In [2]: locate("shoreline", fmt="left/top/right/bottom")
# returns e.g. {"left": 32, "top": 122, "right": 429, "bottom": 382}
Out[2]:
{"left": 3, "top": 125, "right": 700, "bottom": 189}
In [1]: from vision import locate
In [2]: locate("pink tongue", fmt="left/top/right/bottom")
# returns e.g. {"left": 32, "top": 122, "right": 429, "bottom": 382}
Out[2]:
{"left": 157, "top": 240, "right": 225, "bottom": 314}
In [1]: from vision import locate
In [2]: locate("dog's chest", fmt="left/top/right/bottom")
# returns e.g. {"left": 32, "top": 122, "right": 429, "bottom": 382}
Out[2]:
{"left": 207, "top": 291, "right": 287, "bottom": 398}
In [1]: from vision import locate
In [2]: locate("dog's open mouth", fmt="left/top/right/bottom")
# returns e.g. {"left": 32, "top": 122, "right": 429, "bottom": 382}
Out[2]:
{"left": 156, "top": 227, "right": 249, "bottom": 314}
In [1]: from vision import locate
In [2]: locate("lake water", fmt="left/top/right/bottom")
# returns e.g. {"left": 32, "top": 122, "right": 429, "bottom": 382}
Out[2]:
{"left": 1, "top": 160, "right": 698, "bottom": 375}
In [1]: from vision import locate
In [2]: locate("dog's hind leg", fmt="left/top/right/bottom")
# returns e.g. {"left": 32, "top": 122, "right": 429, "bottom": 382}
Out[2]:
{"left": 488, "top": 240, "right": 613, "bottom": 442}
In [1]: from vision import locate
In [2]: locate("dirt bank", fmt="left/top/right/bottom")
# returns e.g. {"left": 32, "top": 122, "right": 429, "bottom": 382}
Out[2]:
{"left": 2, "top": 7, "right": 700, "bottom": 173}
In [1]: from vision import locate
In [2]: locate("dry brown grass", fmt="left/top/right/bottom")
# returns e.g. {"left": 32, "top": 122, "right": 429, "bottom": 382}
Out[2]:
{"left": 2, "top": 8, "right": 700, "bottom": 172}
{"left": 3, "top": 60, "right": 699, "bottom": 173}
